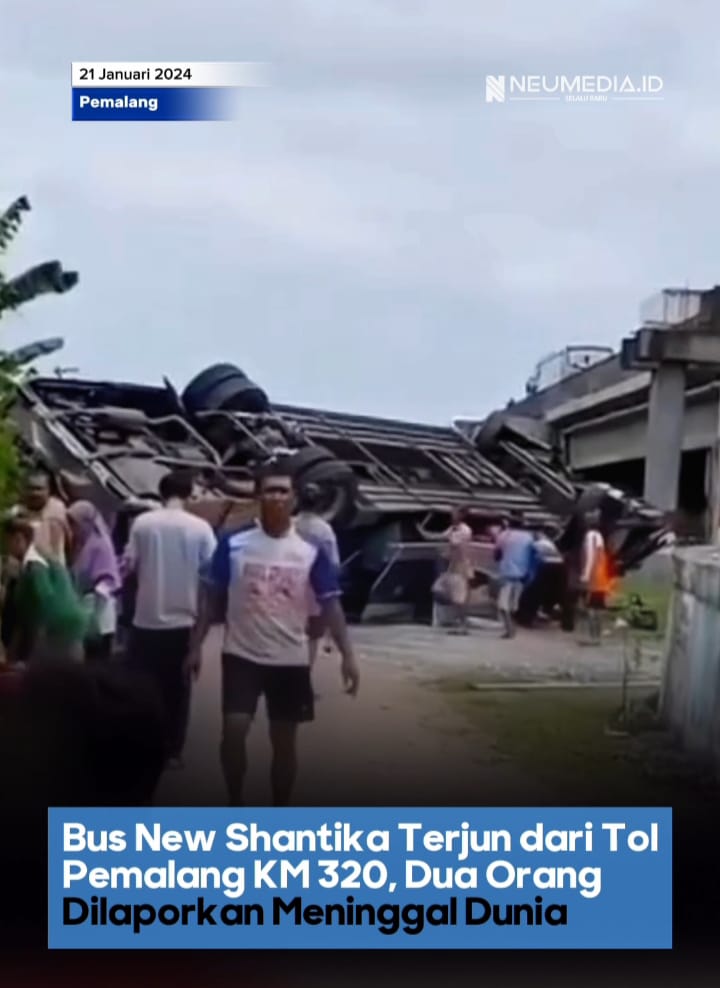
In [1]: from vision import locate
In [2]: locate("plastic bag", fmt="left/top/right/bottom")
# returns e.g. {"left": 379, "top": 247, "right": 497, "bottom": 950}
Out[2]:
{"left": 432, "top": 572, "right": 468, "bottom": 606}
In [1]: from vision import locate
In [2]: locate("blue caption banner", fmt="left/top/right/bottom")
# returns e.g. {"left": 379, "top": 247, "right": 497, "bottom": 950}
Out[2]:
{"left": 48, "top": 807, "right": 672, "bottom": 950}
{"left": 71, "top": 88, "right": 235, "bottom": 121}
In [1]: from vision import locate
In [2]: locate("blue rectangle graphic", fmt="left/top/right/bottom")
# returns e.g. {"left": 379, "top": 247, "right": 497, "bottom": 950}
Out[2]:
{"left": 48, "top": 807, "right": 672, "bottom": 949}
{"left": 71, "top": 87, "right": 236, "bottom": 121}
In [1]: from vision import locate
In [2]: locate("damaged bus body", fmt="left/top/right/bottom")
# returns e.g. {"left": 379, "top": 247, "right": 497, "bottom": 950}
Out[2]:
{"left": 11, "top": 363, "right": 669, "bottom": 625}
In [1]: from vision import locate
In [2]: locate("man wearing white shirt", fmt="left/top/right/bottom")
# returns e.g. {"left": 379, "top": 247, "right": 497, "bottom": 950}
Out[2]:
{"left": 579, "top": 510, "right": 608, "bottom": 645}
{"left": 186, "top": 460, "right": 359, "bottom": 807}
{"left": 123, "top": 470, "right": 216, "bottom": 767}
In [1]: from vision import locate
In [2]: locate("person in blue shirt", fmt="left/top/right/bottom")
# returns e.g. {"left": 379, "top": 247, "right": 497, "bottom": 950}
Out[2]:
{"left": 185, "top": 459, "right": 359, "bottom": 807}
{"left": 494, "top": 512, "right": 537, "bottom": 639}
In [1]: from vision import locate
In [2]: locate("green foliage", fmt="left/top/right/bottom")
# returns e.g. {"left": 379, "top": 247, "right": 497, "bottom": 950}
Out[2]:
{"left": 0, "top": 422, "right": 22, "bottom": 511}
{"left": 0, "top": 195, "right": 77, "bottom": 509}
{"left": 1, "top": 197, "right": 79, "bottom": 319}
{"left": 0, "top": 369, "right": 22, "bottom": 512}
{"left": 0, "top": 350, "right": 23, "bottom": 512}
{"left": 0, "top": 196, "right": 30, "bottom": 320}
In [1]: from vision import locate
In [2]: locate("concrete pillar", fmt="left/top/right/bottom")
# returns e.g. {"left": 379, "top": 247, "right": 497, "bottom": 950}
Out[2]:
{"left": 705, "top": 448, "right": 716, "bottom": 542}
{"left": 644, "top": 363, "right": 686, "bottom": 512}
{"left": 706, "top": 391, "right": 720, "bottom": 543}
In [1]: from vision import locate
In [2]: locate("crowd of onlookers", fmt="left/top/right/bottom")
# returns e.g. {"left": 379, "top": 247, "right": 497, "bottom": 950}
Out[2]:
{"left": 1, "top": 472, "right": 119, "bottom": 667}
{"left": 0, "top": 465, "right": 611, "bottom": 948}
{"left": 0, "top": 460, "right": 358, "bottom": 807}
{"left": 0, "top": 464, "right": 613, "bottom": 817}
{"left": 0, "top": 461, "right": 359, "bottom": 946}
{"left": 437, "top": 506, "right": 614, "bottom": 643}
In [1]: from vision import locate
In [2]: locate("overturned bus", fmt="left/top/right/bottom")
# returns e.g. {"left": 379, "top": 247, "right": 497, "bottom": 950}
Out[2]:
{"left": 10, "top": 363, "right": 670, "bottom": 624}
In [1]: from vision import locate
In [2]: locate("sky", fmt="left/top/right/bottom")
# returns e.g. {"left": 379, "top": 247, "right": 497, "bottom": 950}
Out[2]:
{"left": 1, "top": 0, "right": 720, "bottom": 424}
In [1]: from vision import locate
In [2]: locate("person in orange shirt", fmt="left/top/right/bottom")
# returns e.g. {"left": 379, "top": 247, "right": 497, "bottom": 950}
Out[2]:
{"left": 579, "top": 510, "right": 612, "bottom": 645}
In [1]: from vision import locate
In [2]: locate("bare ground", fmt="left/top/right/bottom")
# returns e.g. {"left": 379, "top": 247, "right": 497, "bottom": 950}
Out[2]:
{"left": 156, "top": 622, "right": 661, "bottom": 807}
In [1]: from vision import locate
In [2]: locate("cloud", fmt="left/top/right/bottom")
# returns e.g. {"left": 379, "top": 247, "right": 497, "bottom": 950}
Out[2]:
{"left": 2, "top": 1, "right": 720, "bottom": 421}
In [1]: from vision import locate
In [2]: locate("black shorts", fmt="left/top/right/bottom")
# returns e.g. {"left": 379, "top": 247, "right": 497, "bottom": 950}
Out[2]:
{"left": 222, "top": 654, "right": 314, "bottom": 723}
{"left": 587, "top": 592, "right": 606, "bottom": 610}
{"left": 130, "top": 626, "right": 192, "bottom": 668}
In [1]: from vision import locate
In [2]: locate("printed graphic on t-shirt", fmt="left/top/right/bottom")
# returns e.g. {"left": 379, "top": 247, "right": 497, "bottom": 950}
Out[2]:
{"left": 207, "top": 525, "right": 341, "bottom": 666}
{"left": 237, "top": 562, "right": 306, "bottom": 617}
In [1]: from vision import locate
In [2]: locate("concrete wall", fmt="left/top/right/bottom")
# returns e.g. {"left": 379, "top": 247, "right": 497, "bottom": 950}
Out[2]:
{"left": 636, "top": 548, "right": 674, "bottom": 588}
{"left": 661, "top": 546, "right": 720, "bottom": 774}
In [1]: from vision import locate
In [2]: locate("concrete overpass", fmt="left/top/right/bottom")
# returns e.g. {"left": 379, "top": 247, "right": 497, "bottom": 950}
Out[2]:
{"left": 554, "top": 379, "right": 719, "bottom": 472}
{"left": 486, "top": 287, "right": 720, "bottom": 538}
{"left": 548, "top": 375, "right": 720, "bottom": 537}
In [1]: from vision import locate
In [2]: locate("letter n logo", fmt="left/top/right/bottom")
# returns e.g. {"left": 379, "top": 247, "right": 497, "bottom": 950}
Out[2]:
{"left": 486, "top": 75, "right": 505, "bottom": 102}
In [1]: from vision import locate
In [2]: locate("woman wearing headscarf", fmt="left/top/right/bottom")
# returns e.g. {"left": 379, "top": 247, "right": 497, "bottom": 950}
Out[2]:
{"left": 67, "top": 501, "right": 121, "bottom": 661}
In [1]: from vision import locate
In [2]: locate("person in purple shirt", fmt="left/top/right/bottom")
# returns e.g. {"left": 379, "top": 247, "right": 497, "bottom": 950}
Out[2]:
{"left": 67, "top": 500, "right": 122, "bottom": 662}
{"left": 186, "top": 460, "right": 359, "bottom": 806}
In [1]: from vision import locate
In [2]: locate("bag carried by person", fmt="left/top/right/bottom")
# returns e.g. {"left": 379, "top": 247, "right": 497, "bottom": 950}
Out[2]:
{"left": 81, "top": 590, "right": 117, "bottom": 642}
{"left": 432, "top": 572, "right": 468, "bottom": 607}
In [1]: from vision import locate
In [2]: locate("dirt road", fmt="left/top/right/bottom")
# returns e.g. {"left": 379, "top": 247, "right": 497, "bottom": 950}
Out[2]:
{"left": 155, "top": 620, "right": 652, "bottom": 807}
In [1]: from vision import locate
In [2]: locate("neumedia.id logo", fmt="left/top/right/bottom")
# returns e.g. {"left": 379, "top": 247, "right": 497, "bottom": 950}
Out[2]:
{"left": 485, "top": 74, "right": 664, "bottom": 103}
{"left": 485, "top": 75, "right": 506, "bottom": 102}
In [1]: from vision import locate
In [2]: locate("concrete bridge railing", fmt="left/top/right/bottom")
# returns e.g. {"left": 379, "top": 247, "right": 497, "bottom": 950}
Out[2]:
{"left": 661, "top": 545, "right": 720, "bottom": 776}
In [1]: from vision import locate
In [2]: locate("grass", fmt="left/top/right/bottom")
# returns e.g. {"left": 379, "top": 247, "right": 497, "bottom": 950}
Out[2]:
{"left": 435, "top": 681, "right": 716, "bottom": 808}
{"left": 435, "top": 663, "right": 720, "bottom": 946}
{"left": 615, "top": 572, "right": 673, "bottom": 639}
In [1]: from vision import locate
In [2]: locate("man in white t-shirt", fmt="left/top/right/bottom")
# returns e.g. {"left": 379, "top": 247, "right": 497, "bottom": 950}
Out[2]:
{"left": 186, "top": 460, "right": 359, "bottom": 807}
{"left": 122, "top": 470, "right": 216, "bottom": 767}
{"left": 580, "top": 510, "right": 607, "bottom": 645}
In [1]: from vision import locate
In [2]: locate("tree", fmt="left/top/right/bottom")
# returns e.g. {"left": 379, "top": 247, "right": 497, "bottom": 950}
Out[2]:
{"left": 0, "top": 196, "right": 79, "bottom": 509}
{"left": 0, "top": 197, "right": 79, "bottom": 318}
